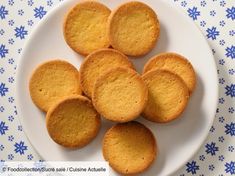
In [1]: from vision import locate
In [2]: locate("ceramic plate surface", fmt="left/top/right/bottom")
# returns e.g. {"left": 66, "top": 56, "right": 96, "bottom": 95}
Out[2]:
{"left": 16, "top": 0, "right": 218, "bottom": 175}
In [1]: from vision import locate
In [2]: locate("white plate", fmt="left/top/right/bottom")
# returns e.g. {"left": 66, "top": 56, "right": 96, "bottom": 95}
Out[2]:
{"left": 16, "top": 0, "right": 218, "bottom": 175}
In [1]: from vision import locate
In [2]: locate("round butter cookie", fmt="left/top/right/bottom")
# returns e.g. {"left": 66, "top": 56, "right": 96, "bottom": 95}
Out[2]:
{"left": 108, "top": 1, "right": 160, "bottom": 56}
{"left": 63, "top": 1, "right": 111, "bottom": 55}
{"left": 92, "top": 67, "right": 148, "bottom": 122}
{"left": 80, "top": 48, "right": 134, "bottom": 98}
{"left": 143, "top": 52, "right": 196, "bottom": 93}
{"left": 29, "top": 60, "right": 82, "bottom": 112}
{"left": 102, "top": 121, "right": 156, "bottom": 175}
{"left": 142, "top": 69, "right": 189, "bottom": 123}
{"left": 46, "top": 95, "right": 100, "bottom": 148}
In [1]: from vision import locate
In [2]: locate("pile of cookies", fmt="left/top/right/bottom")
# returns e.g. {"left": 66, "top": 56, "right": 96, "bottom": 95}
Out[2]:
{"left": 29, "top": 1, "right": 196, "bottom": 175}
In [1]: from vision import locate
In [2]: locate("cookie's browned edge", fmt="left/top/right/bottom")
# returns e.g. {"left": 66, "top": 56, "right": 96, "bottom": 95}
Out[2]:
{"left": 92, "top": 67, "right": 148, "bottom": 123}
{"left": 143, "top": 52, "right": 197, "bottom": 94}
{"left": 142, "top": 69, "right": 190, "bottom": 123}
{"left": 107, "top": 1, "right": 160, "bottom": 57}
{"left": 102, "top": 121, "right": 157, "bottom": 175}
{"left": 46, "top": 95, "right": 101, "bottom": 148}
{"left": 80, "top": 48, "right": 135, "bottom": 97}
{"left": 63, "top": 1, "right": 111, "bottom": 56}
{"left": 29, "top": 60, "right": 81, "bottom": 112}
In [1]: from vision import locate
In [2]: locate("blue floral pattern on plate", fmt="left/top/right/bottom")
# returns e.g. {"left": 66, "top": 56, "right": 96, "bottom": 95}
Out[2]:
{"left": 0, "top": 0, "right": 234, "bottom": 175}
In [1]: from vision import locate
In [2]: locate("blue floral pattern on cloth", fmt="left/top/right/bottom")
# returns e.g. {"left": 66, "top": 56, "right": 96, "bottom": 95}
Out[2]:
{"left": 0, "top": 0, "right": 234, "bottom": 175}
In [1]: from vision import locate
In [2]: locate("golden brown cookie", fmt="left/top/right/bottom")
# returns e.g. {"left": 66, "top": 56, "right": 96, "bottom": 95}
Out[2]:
{"left": 29, "top": 60, "right": 82, "bottom": 112}
{"left": 92, "top": 67, "right": 148, "bottom": 123}
{"left": 102, "top": 121, "right": 156, "bottom": 175}
{"left": 143, "top": 52, "right": 196, "bottom": 93}
{"left": 80, "top": 48, "right": 135, "bottom": 98}
{"left": 108, "top": 1, "right": 160, "bottom": 56}
{"left": 63, "top": 1, "right": 111, "bottom": 55}
{"left": 142, "top": 69, "right": 189, "bottom": 123}
{"left": 46, "top": 95, "right": 100, "bottom": 148}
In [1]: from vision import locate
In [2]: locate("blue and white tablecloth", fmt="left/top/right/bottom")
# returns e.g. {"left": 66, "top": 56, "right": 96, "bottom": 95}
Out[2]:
{"left": 0, "top": 0, "right": 234, "bottom": 175}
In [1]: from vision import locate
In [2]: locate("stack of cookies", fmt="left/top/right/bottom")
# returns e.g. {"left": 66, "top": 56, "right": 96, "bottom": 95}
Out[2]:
{"left": 29, "top": 1, "right": 196, "bottom": 175}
